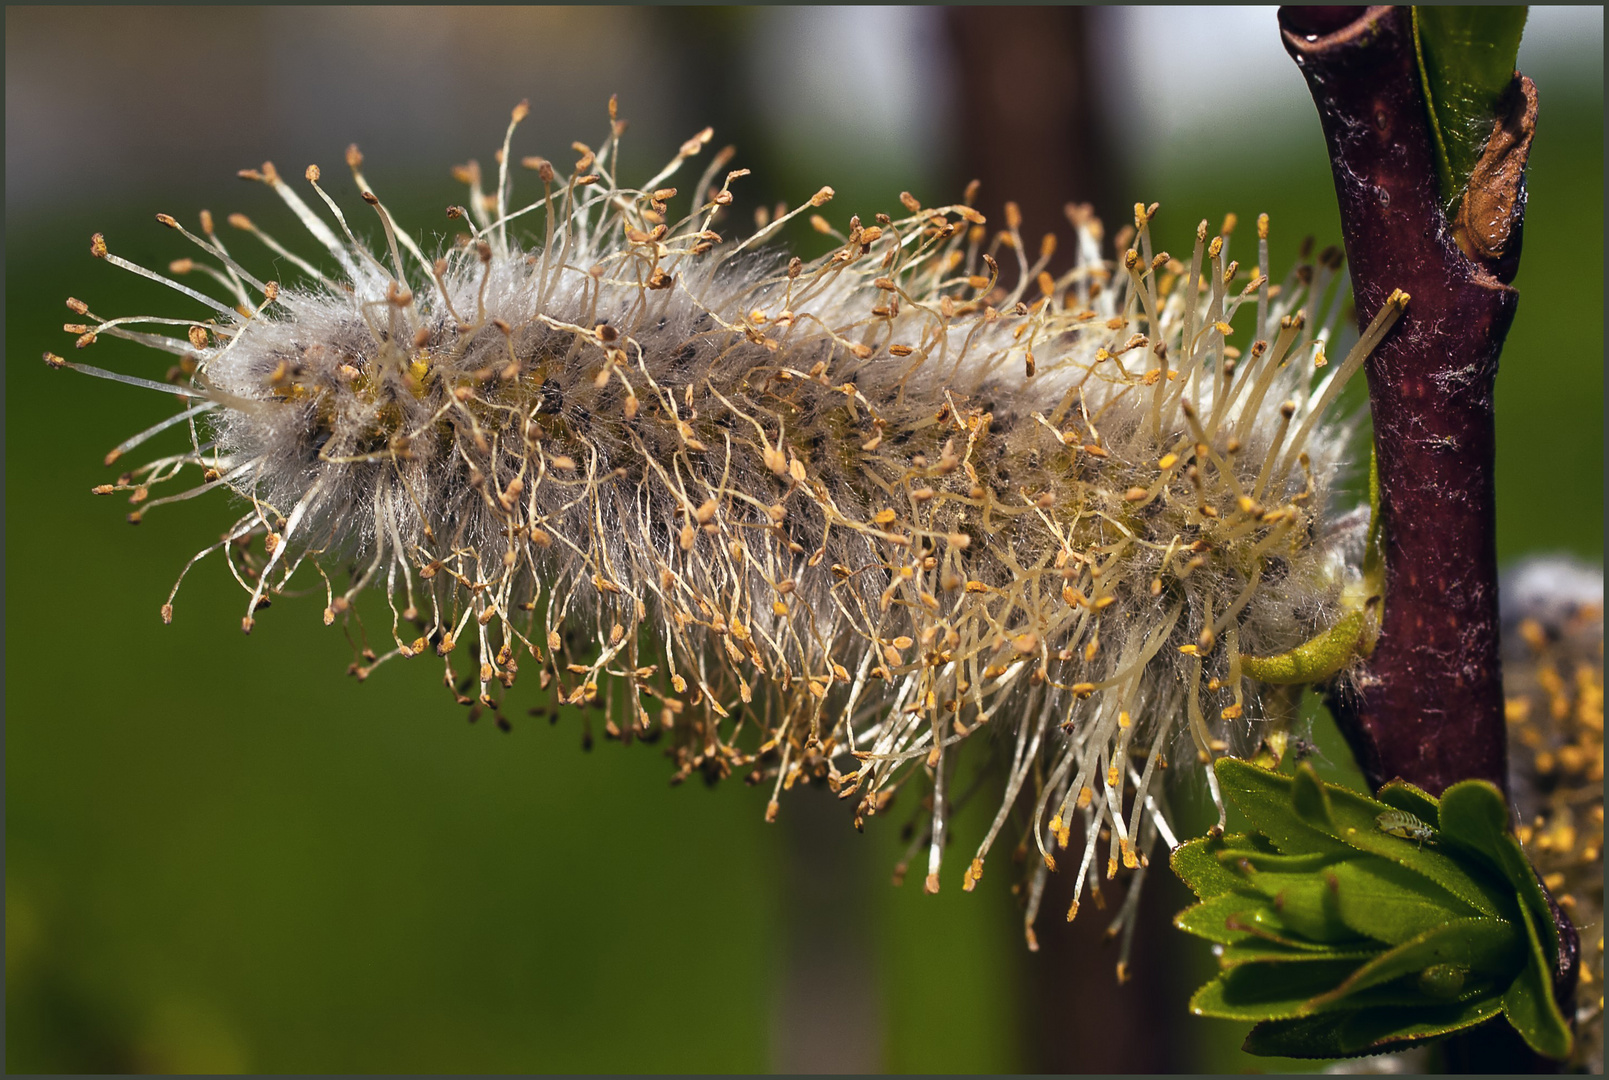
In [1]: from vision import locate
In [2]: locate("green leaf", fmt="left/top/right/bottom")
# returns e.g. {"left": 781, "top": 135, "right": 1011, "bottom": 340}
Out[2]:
{"left": 1171, "top": 835, "right": 1261, "bottom": 900}
{"left": 1218, "top": 941, "right": 1380, "bottom": 969}
{"left": 1176, "top": 893, "right": 1339, "bottom": 950}
{"left": 1318, "top": 781, "right": 1509, "bottom": 918}
{"left": 1501, "top": 888, "right": 1574, "bottom": 1060}
{"left": 1175, "top": 893, "right": 1269, "bottom": 946}
{"left": 1227, "top": 908, "right": 1353, "bottom": 951}
{"left": 1412, "top": 6, "right": 1528, "bottom": 209}
{"left": 1376, "top": 779, "right": 1440, "bottom": 824}
{"left": 1437, "top": 780, "right": 1556, "bottom": 960}
{"left": 1193, "top": 961, "right": 1464, "bottom": 1023}
{"left": 1243, "top": 870, "right": 1370, "bottom": 945}
{"left": 1217, "top": 759, "right": 1510, "bottom": 917}
{"left": 1244, "top": 997, "right": 1505, "bottom": 1058}
{"left": 1218, "top": 847, "right": 1346, "bottom": 874}
{"left": 1304, "top": 917, "right": 1521, "bottom": 1009}
{"left": 1213, "top": 759, "right": 1353, "bottom": 857}
{"left": 1325, "top": 857, "right": 1485, "bottom": 945}
{"left": 1178, "top": 761, "right": 1574, "bottom": 1061}
{"left": 1290, "top": 763, "right": 1335, "bottom": 831}
{"left": 1190, "top": 960, "right": 1369, "bottom": 1021}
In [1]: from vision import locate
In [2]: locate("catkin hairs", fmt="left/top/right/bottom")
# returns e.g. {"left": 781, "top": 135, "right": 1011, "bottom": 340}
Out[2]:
{"left": 52, "top": 99, "right": 1399, "bottom": 951}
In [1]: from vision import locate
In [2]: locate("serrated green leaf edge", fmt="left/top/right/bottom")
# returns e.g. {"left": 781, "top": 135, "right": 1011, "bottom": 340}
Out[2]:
{"left": 1376, "top": 778, "right": 1440, "bottom": 823}
{"left": 1244, "top": 998, "right": 1505, "bottom": 1058}
{"left": 1171, "top": 835, "right": 1261, "bottom": 900}
{"left": 1190, "top": 959, "right": 1371, "bottom": 1021}
{"left": 1303, "top": 916, "right": 1520, "bottom": 1010}
{"left": 1291, "top": 762, "right": 1334, "bottom": 830}
{"left": 1502, "top": 884, "right": 1574, "bottom": 1060}
{"left": 1194, "top": 960, "right": 1488, "bottom": 1023}
{"left": 1218, "top": 941, "right": 1380, "bottom": 969}
{"left": 1176, "top": 892, "right": 1346, "bottom": 950}
{"left": 1213, "top": 759, "right": 1355, "bottom": 857}
{"left": 1175, "top": 893, "right": 1267, "bottom": 945}
{"left": 1226, "top": 915, "right": 1336, "bottom": 951}
{"left": 1219, "top": 848, "right": 1346, "bottom": 874}
{"left": 1437, "top": 780, "right": 1557, "bottom": 962}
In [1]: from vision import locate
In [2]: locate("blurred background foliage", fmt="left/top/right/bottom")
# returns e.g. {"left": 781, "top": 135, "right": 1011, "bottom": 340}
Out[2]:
{"left": 6, "top": 6, "right": 1600, "bottom": 1073}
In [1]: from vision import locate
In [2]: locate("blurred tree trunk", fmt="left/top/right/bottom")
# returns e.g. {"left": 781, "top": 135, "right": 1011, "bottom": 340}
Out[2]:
{"left": 945, "top": 7, "right": 1126, "bottom": 273}
{"left": 1018, "top": 868, "right": 1190, "bottom": 1073}
{"left": 768, "top": 789, "right": 883, "bottom": 1073}
{"left": 946, "top": 9, "right": 1186, "bottom": 1072}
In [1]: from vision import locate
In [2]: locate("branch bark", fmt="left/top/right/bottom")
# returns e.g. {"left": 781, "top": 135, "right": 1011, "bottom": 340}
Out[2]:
{"left": 1280, "top": 4, "right": 1520, "bottom": 799}
{"left": 1277, "top": 6, "right": 1575, "bottom": 1063}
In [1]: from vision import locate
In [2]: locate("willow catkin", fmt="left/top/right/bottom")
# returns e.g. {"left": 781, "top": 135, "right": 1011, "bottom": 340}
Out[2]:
{"left": 50, "top": 100, "right": 1402, "bottom": 950}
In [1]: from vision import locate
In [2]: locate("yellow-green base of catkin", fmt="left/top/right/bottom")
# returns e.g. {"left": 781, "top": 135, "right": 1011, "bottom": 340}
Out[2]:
{"left": 57, "top": 100, "right": 1399, "bottom": 946}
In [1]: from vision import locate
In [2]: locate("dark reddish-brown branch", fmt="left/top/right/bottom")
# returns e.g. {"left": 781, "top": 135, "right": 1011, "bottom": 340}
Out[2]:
{"left": 1277, "top": 5, "right": 1575, "bottom": 1054}
{"left": 1280, "top": 5, "right": 1520, "bottom": 798}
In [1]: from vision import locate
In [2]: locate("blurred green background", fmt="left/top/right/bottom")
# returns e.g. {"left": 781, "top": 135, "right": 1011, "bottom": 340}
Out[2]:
{"left": 6, "top": 7, "right": 1601, "bottom": 1074}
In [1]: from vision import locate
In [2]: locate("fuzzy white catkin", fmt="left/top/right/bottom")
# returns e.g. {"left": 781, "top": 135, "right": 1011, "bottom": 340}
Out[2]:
{"left": 54, "top": 100, "right": 1402, "bottom": 950}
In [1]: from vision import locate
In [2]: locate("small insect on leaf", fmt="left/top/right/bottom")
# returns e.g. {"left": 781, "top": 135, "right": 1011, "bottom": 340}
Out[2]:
{"left": 1376, "top": 810, "right": 1438, "bottom": 848}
